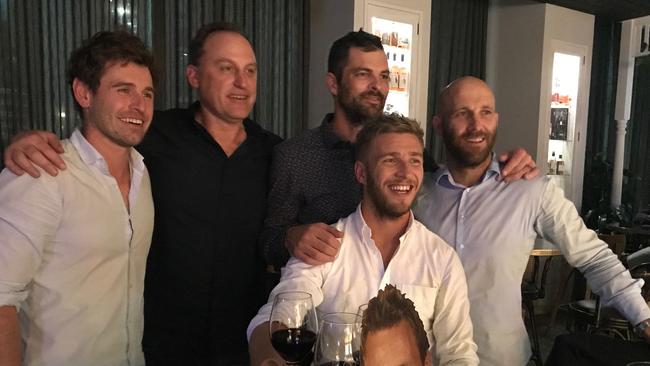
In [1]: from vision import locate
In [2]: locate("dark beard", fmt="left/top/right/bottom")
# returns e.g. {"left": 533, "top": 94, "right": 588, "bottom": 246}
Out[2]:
{"left": 443, "top": 126, "right": 496, "bottom": 168}
{"left": 337, "top": 84, "right": 386, "bottom": 126}
{"left": 366, "top": 173, "right": 411, "bottom": 219}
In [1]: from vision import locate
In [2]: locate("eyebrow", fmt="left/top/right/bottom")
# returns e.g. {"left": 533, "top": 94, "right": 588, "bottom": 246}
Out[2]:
{"left": 378, "top": 151, "right": 424, "bottom": 158}
{"left": 214, "top": 58, "right": 258, "bottom": 68}
{"left": 111, "top": 81, "right": 156, "bottom": 94}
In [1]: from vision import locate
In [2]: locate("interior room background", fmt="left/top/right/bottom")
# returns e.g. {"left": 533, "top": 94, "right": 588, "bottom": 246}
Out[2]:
{"left": 0, "top": 0, "right": 648, "bottom": 218}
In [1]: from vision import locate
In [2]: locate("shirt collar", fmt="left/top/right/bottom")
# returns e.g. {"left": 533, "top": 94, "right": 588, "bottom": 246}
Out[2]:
{"left": 319, "top": 113, "right": 353, "bottom": 149}
{"left": 70, "top": 128, "right": 146, "bottom": 178}
{"left": 433, "top": 153, "right": 500, "bottom": 189}
{"left": 352, "top": 203, "right": 416, "bottom": 245}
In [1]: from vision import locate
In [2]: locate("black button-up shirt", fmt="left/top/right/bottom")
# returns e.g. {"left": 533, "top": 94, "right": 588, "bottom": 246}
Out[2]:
{"left": 138, "top": 102, "right": 282, "bottom": 365}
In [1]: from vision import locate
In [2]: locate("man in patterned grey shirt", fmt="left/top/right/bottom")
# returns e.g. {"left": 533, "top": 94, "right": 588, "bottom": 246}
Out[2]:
{"left": 260, "top": 30, "right": 538, "bottom": 270}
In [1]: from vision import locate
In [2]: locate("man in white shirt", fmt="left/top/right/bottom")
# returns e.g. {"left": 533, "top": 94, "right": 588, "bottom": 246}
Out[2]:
{"left": 248, "top": 114, "right": 478, "bottom": 366}
{"left": 413, "top": 76, "right": 650, "bottom": 365}
{"left": 0, "top": 31, "right": 155, "bottom": 366}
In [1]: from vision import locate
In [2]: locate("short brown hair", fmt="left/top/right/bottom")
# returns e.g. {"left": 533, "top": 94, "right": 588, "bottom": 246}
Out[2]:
{"left": 327, "top": 30, "right": 384, "bottom": 82}
{"left": 67, "top": 30, "right": 156, "bottom": 112}
{"left": 361, "top": 284, "right": 429, "bottom": 363}
{"left": 188, "top": 22, "right": 251, "bottom": 66}
{"left": 355, "top": 113, "right": 424, "bottom": 162}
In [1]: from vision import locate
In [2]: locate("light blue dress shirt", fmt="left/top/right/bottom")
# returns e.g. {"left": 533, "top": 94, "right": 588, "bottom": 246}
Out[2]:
{"left": 413, "top": 156, "right": 650, "bottom": 366}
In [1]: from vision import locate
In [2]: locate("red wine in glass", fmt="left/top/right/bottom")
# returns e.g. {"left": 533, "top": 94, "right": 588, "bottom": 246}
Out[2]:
{"left": 269, "top": 291, "right": 318, "bottom": 365}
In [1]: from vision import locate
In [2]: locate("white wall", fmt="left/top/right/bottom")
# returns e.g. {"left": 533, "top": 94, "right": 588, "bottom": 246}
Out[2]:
{"left": 487, "top": 0, "right": 546, "bottom": 157}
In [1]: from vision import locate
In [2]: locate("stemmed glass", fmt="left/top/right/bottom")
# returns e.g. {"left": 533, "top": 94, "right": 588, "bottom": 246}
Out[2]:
{"left": 269, "top": 291, "right": 319, "bottom": 365}
{"left": 313, "top": 312, "right": 362, "bottom": 366}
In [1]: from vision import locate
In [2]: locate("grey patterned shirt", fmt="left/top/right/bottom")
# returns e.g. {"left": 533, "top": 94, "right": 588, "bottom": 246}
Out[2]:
{"left": 261, "top": 114, "right": 361, "bottom": 267}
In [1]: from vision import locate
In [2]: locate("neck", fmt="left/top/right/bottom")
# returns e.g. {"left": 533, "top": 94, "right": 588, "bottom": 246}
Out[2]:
{"left": 446, "top": 155, "right": 492, "bottom": 187}
{"left": 81, "top": 125, "right": 133, "bottom": 209}
{"left": 195, "top": 107, "right": 247, "bottom": 157}
{"left": 360, "top": 200, "right": 410, "bottom": 267}
{"left": 81, "top": 125, "right": 131, "bottom": 177}
{"left": 331, "top": 107, "right": 362, "bottom": 143}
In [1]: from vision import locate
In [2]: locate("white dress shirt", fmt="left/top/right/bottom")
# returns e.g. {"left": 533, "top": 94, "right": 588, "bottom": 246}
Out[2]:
{"left": 0, "top": 129, "right": 154, "bottom": 366}
{"left": 248, "top": 205, "right": 478, "bottom": 366}
{"left": 413, "top": 158, "right": 650, "bottom": 366}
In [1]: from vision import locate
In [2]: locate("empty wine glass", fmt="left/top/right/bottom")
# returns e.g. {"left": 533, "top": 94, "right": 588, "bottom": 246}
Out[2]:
{"left": 269, "top": 291, "right": 319, "bottom": 365}
{"left": 314, "top": 312, "right": 362, "bottom": 366}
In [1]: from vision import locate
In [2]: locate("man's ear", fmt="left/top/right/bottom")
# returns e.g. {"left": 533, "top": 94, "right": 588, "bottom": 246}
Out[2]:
{"left": 432, "top": 116, "right": 443, "bottom": 136}
{"left": 354, "top": 160, "right": 367, "bottom": 185}
{"left": 186, "top": 64, "right": 200, "bottom": 89}
{"left": 326, "top": 72, "right": 338, "bottom": 96}
{"left": 72, "top": 78, "right": 93, "bottom": 109}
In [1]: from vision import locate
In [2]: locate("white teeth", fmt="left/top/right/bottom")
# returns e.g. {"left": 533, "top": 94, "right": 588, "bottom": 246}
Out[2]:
{"left": 389, "top": 185, "right": 411, "bottom": 192}
{"left": 121, "top": 118, "right": 143, "bottom": 125}
{"left": 230, "top": 95, "right": 247, "bottom": 100}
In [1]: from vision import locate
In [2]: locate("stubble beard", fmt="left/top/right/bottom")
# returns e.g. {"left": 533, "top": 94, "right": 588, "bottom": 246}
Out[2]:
{"left": 337, "top": 82, "right": 386, "bottom": 126}
{"left": 365, "top": 172, "right": 412, "bottom": 220}
{"left": 443, "top": 125, "right": 496, "bottom": 168}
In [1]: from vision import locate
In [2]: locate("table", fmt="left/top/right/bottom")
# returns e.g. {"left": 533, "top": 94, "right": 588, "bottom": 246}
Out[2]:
{"left": 531, "top": 240, "right": 562, "bottom": 257}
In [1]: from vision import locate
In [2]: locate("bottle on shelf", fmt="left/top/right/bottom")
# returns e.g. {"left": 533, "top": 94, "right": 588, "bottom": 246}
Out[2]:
{"left": 556, "top": 155, "right": 565, "bottom": 175}
{"left": 398, "top": 54, "right": 408, "bottom": 92}
{"left": 548, "top": 151, "right": 557, "bottom": 175}
{"left": 390, "top": 64, "right": 400, "bottom": 91}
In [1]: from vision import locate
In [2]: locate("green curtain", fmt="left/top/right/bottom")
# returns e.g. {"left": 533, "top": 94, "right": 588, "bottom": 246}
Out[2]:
{"left": 0, "top": 0, "right": 151, "bottom": 164}
{"left": 426, "top": 0, "right": 488, "bottom": 163}
{"left": 0, "top": 0, "right": 306, "bottom": 167}
{"left": 580, "top": 17, "right": 621, "bottom": 217}
{"left": 150, "top": 0, "right": 306, "bottom": 138}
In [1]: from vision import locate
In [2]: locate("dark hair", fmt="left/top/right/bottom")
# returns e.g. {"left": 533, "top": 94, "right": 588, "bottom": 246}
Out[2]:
{"left": 355, "top": 113, "right": 424, "bottom": 162}
{"left": 188, "top": 22, "right": 251, "bottom": 66}
{"left": 327, "top": 30, "right": 383, "bottom": 82}
{"left": 67, "top": 30, "right": 156, "bottom": 112}
{"left": 361, "top": 285, "right": 429, "bottom": 363}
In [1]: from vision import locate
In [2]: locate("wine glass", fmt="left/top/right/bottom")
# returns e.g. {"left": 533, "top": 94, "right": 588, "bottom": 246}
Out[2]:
{"left": 357, "top": 303, "right": 368, "bottom": 319}
{"left": 314, "top": 312, "right": 362, "bottom": 366}
{"left": 269, "top": 291, "right": 319, "bottom": 365}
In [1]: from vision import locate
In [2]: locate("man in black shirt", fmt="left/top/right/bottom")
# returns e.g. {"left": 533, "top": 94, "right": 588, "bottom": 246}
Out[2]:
{"left": 261, "top": 31, "right": 538, "bottom": 270}
{"left": 3, "top": 23, "right": 281, "bottom": 365}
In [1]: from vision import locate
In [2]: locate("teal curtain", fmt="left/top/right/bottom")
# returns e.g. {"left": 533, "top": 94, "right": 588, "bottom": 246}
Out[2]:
{"left": 426, "top": 0, "right": 488, "bottom": 162}
{"left": 580, "top": 17, "right": 622, "bottom": 217}
{"left": 151, "top": 0, "right": 306, "bottom": 139}
{"left": 0, "top": 0, "right": 151, "bottom": 163}
{"left": 0, "top": 0, "right": 306, "bottom": 166}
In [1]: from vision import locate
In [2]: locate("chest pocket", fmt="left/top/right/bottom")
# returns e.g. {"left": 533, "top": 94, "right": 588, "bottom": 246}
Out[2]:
{"left": 395, "top": 284, "right": 439, "bottom": 341}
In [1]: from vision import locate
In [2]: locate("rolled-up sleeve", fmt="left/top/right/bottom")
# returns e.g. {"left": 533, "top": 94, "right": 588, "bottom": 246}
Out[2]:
{"left": 0, "top": 170, "right": 61, "bottom": 310}
{"left": 536, "top": 181, "right": 650, "bottom": 325}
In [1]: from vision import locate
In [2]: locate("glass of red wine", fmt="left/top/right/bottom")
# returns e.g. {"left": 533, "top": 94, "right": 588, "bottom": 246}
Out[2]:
{"left": 313, "top": 312, "right": 362, "bottom": 366}
{"left": 269, "top": 291, "right": 319, "bottom": 365}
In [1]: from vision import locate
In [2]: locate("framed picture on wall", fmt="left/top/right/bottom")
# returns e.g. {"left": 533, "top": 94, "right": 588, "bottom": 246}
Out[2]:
{"left": 550, "top": 107, "right": 568, "bottom": 140}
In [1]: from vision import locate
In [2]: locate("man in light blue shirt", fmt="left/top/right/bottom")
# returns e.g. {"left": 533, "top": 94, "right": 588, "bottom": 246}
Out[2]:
{"left": 413, "top": 76, "right": 650, "bottom": 366}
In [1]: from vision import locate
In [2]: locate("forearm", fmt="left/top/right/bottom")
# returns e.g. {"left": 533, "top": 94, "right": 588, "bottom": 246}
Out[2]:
{"left": 249, "top": 322, "right": 284, "bottom": 366}
{"left": 0, "top": 306, "right": 21, "bottom": 366}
